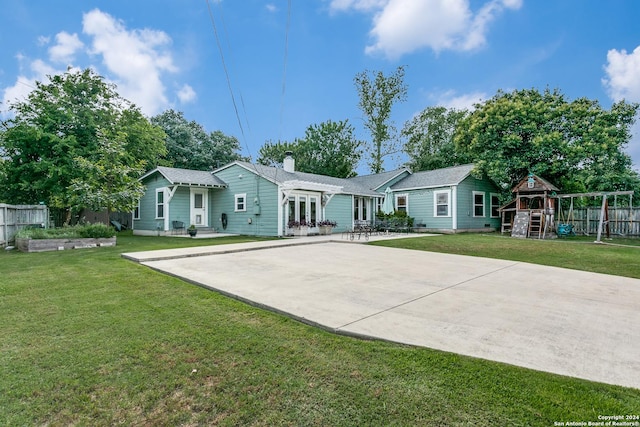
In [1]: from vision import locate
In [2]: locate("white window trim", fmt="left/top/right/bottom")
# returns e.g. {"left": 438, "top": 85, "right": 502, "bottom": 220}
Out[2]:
{"left": 133, "top": 199, "right": 141, "bottom": 220}
{"left": 434, "top": 190, "right": 451, "bottom": 217}
{"left": 395, "top": 193, "right": 408, "bottom": 212}
{"left": 490, "top": 193, "right": 501, "bottom": 218}
{"left": 155, "top": 188, "right": 165, "bottom": 219}
{"left": 235, "top": 193, "right": 247, "bottom": 212}
{"left": 473, "top": 191, "right": 485, "bottom": 218}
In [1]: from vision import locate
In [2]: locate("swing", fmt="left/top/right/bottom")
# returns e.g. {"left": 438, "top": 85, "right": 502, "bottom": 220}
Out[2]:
{"left": 557, "top": 197, "right": 575, "bottom": 237}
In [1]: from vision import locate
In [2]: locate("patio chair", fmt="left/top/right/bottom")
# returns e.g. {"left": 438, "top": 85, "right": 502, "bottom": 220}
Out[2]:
{"left": 172, "top": 220, "right": 186, "bottom": 235}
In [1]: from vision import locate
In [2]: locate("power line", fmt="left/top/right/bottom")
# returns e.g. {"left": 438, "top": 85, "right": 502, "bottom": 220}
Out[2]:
{"left": 205, "top": 0, "right": 250, "bottom": 158}
{"left": 279, "top": 0, "right": 292, "bottom": 142}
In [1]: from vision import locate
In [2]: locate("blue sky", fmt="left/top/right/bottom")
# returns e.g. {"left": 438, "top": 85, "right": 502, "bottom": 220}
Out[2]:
{"left": 2, "top": 0, "right": 640, "bottom": 174}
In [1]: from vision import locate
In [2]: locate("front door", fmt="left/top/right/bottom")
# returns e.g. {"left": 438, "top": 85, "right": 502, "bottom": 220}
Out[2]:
{"left": 190, "top": 188, "right": 208, "bottom": 227}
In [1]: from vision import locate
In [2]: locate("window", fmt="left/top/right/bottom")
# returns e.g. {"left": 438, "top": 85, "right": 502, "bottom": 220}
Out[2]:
{"left": 354, "top": 197, "right": 369, "bottom": 221}
{"left": 434, "top": 190, "right": 450, "bottom": 217}
{"left": 235, "top": 193, "right": 247, "bottom": 212}
{"left": 395, "top": 194, "right": 408, "bottom": 213}
{"left": 155, "top": 189, "right": 165, "bottom": 219}
{"left": 473, "top": 191, "right": 485, "bottom": 217}
{"left": 490, "top": 194, "right": 500, "bottom": 218}
{"left": 133, "top": 199, "right": 140, "bottom": 220}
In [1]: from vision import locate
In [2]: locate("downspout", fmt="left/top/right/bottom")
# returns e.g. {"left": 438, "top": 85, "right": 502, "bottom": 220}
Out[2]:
{"left": 277, "top": 186, "right": 283, "bottom": 237}
{"left": 452, "top": 185, "right": 458, "bottom": 231}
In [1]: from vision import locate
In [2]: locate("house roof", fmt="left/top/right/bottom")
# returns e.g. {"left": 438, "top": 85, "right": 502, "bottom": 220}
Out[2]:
{"left": 221, "top": 161, "right": 382, "bottom": 197}
{"left": 390, "top": 164, "right": 476, "bottom": 191}
{"left": 347, "top": 167, "right": 410, "bottom": 191}
{"left": 140, "top": 166, "right": 227, "bottom": 188}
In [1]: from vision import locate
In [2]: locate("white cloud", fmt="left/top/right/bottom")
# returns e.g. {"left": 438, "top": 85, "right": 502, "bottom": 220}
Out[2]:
{"left": 177, "top": 84, "right": 196, "bottom": 104}
{"left": 266, "top": 4, "right": 278, "bottom": 13}
{"left": 82, "top": 8, "right": 177, "bottom": 115}
{"left": 436, "top": 90, "right": 487, "bottom": 110}
{"left": 332, "top": 0, "right": 521, "bottom": 59}
{"left": 48, "top": 32, "right": 84, "bottom": 64}
{"left": 603, "top": 45, "right": 640, "bottom": 103}
{"left": 602, "top": 45, "right": 640, "bottom": 170}
{"left": 1, "top": 59, "right": 56, "bottom": 112}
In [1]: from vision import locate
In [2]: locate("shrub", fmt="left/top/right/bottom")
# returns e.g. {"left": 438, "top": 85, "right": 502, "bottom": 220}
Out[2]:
{"left": 15, "top": 223, "right": 116, "bottom": 239}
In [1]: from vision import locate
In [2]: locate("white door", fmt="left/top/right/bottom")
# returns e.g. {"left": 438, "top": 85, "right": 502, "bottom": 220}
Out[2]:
{"left": 190, "top": 188, "right": 208, "bottom": 226}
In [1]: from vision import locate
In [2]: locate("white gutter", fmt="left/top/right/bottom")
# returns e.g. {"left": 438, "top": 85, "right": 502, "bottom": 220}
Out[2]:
{"left": 452, "top": 185, "right": 458, "bottom": 230}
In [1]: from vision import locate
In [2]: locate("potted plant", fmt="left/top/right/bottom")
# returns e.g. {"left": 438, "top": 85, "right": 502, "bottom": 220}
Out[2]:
{"left": 287, "top": 218, "right": 309, "bottom": 237}
{"left": 187, "top": 224, "right": 198, "bottom": 237}
{"left": 317, "top": 219, "right": 337, "bottom": 235}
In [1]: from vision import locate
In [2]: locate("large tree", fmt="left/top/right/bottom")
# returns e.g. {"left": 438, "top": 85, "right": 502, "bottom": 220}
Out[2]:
{"left": 402, "top": 106, "right": 471, "bottom": 171}
{"left": 354, "top": 66, "right": 408, "bottom": 173}
{"left": 455, "top": 88, "right": 640, "bottom": 196}
{"left": 151, "top": 109, "right": 244, "bottom": 170}
{"left": 0, "top": 68, "right": 166, "bottom": 223}
{"left": 257, "top": 119, "right": 363, "bottom": 178}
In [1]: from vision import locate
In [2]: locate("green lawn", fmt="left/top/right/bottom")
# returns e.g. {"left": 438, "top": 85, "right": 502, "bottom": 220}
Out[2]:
{"left": 371, "top": 233, "right": 640, "bottom": 279}
{"left": 1, "top": 232, "right": 639, "bottom": 426}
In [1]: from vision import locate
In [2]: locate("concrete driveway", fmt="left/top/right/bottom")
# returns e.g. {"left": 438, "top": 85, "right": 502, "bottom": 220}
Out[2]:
{"left": 125, "top": 237, "right": 640, "bottom": 389}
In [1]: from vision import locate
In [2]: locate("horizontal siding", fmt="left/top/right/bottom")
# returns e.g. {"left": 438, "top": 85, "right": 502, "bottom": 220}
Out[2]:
{"left": 212, "top": 165, "right": 279, "bottom": 236}
{"left": 324, "top": 195, "right": 354, "bottom": 232}
{"left": 403, "top": 188, "right": 453, "bottom": 229}
{"left": 456, "top": 176, "right": 500, "bottom": 230}
{"left": 135, "top": 173, "right": 170, "bottom": 231}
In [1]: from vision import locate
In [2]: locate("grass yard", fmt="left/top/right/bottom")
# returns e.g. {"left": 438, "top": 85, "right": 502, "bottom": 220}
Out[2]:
{"left": 1, "top": 232, "right": 639, "bottom": 426}
{"left": 372, "top": 233, "right": 640, "bottom": 279}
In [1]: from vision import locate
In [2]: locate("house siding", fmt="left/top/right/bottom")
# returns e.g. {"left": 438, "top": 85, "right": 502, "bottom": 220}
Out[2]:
{"left": 455, "top": 175, "right": 500, "bottom": 230}
{"left": 212, "top": 164, "right": 279, "bottom": 236}
{"left": 324, "top": 194, "right": 356, "bottom": 233}
{"left": 403, "top": 188, "right": 453, "bottom": 229}
{"left": 135, "top": 173, "right": 171, "bottom": 232}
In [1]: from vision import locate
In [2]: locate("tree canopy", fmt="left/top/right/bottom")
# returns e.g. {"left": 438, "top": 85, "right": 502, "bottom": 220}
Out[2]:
{"left": 0, "top": 68, "right": 166, "bottom": 222}
{"left": 150, "top": 109, "right": 244, "bottom": 171}
{"left": 354, "top": 66, "right": 407, "bottom": 174}
{"left": 402, "top": 106, "right": 471, "bottom": 171}
{"left": 453, "top": 88, "right": 640, "bottom": 196}
{"left": 258, "top": 120, "right": 363, "bottom": 178}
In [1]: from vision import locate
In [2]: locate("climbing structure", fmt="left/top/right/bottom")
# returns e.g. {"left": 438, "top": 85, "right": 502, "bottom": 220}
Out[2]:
{"left": 499, "top": 174, "right": 559, "bottom": 239}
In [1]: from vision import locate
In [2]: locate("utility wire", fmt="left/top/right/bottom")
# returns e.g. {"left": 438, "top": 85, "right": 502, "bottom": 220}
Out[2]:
{"left": 205, "top": 0, "right": 249, "bottom": 157}
{"left": 279, "top": 0, "right": 292, "bottom": 143}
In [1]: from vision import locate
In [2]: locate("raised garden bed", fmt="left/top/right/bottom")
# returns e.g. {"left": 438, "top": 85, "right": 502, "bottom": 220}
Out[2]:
{"left": 16, "top": 237, "right": 117, "bottom": 252}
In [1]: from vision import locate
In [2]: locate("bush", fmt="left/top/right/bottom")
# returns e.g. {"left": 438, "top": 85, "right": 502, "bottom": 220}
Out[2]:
{"left": 15, "top": 223, "right": 116, "bottom": 239}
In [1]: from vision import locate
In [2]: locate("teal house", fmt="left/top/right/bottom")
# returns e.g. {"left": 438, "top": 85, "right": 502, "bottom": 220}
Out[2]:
{"left": 134, "top": 154, "right": 501, "bottom": 236}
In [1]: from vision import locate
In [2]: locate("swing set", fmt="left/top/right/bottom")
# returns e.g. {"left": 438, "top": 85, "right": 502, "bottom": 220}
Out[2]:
{"left": 554, "top": 191, "right": 635, "bottom": 242}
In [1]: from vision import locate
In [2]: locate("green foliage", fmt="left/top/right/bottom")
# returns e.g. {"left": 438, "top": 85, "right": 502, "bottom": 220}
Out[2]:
{"left": 455, "top": 88, "right": 640, "bottom": 197}
{"left": 151, "top": 109, "right": 244, "bottom": 170}
{"left": 2, "top": 233, "right": 639, "bottom": 425}
{"left": 15, "top": 223, "right": 115, "bottom": 239}
{"left": 0, "top": 69, "right": 166, "bottom": 222}
{"left": 354, "top": 66, "right": 408, "bottom": 173}
{"left": 258, "top": 120, "right": 363, "bottom": 177}
{"left": 402, "top": 106, "right": 471, "bottom": 171}
{"left": 69, "top": 129, "right": 145, "bottom": 213}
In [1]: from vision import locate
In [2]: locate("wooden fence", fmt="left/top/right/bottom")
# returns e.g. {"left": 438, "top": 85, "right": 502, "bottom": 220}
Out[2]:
{"left": 556, "top": 207, "right": 640, "bottom": 237}
{"left": 0, "top": 204, "right": 50, "bottom": 246}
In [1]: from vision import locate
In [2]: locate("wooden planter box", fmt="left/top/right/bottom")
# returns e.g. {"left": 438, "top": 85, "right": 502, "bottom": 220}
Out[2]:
{"left": 16, "top": 237, "right": 117, "bottom": 253}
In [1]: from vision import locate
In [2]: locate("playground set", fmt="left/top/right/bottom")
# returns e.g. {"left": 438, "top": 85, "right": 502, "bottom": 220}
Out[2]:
{"left": 499, "top": 174, "right": 637, "bottom": 242}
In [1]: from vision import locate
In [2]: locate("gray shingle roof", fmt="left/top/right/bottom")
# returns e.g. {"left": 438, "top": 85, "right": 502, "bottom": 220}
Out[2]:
{"left": 347, "top": 167, "right": 410, "bottom": 191}
{"left": 143, "top": 166, "right": 227, "bottom": 187}
{"left": 231, "top": 161, "right": 382, "bottom": 197}
{"left": 391, "top": 164, "right": 476, "bottom": 190}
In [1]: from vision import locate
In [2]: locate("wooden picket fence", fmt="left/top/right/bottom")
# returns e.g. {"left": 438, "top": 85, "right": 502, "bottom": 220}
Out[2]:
{"left": 0, "top": 204, "right": 49, "bottom": 246}
{"left": 556, "top": 207, "right": 640, "bottom": 236}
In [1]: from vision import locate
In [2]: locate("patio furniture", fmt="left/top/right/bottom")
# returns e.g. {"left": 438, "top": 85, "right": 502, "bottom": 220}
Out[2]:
{"left": 172, "top": 220, "right": 186, "bottom": 235}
